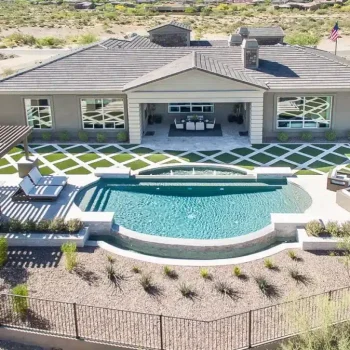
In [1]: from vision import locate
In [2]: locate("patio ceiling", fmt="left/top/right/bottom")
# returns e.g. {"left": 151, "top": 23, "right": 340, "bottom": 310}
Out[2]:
{"left": 0, "top": 125, "right": 32, "bottom": 159}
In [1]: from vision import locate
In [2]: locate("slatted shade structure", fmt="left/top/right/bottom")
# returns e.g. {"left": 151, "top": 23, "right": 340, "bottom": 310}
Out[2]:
{"left": 0, "top": 125, "right": 32, "bottom": 159}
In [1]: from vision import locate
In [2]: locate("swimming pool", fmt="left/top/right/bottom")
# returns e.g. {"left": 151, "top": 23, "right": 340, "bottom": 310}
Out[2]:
{"left": 75, "top": 179, "right": 312, "bottom": 240}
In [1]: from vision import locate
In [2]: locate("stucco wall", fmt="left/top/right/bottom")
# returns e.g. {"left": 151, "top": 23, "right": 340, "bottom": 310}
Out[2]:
{"left": 149, "top": 25, "right": 190, "bottom": 46}
{"left": 0, "top": 93, "right": 129, "bottom": 136}
{"left": 262, "top": 91, "right": 350, "bottom": 139}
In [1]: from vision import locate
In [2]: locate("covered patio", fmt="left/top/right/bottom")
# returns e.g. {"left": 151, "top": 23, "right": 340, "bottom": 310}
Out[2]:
{"left": 0, "top": 125, "right": 32, "bottom": 160}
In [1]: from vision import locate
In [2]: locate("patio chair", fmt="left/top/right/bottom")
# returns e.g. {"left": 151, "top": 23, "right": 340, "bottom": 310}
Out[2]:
{"left": 196, "top": 121, "right": 205, "bottom": 131}
{"left": 28, "top": 167, "right": 67, "bottom": 187}
{"left": 174, "top": 119, "right": 184, "bottom": 130}
{"left": 18, "top": 176, "right": 63, "bottom": 201}
{"left": 206, "top": 118, "right": 216, "bottom": 130}
{"left": 186, "top": 121, "right": 195, "bottom": 131}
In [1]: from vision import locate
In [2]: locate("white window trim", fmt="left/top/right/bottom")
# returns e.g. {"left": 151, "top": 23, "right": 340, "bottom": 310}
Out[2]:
{"left": 80, "top": 98, "right": 126, "bottom": 130}
{"left": 24, "top": 98, "right": 53, "bottom": 130}
{"left": 168, "top": 103, "right": 215, "bottom": 114}
{"left": 276, "top": 96, "right": 332, "bottom": 130}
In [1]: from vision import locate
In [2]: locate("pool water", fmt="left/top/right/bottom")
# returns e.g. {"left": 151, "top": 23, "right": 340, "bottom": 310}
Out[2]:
{"left": 76, "top": 180, "right": 312, "bottom": 239}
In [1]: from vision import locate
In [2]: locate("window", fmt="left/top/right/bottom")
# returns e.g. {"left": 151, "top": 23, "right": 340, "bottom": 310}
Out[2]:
{"left": 81, "top": 98, "right": 125, "bottom": 129}
{"left": 168, "top": 103, "right": 214, "bottom": 114}
{"left": 277, "top": 96, "right": 332, "bottom": 129}
{"left": 25, "top": 98, "right": 52, "bottom": 129}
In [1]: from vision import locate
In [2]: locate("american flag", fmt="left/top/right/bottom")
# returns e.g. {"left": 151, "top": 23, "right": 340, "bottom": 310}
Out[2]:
{"left": 330, "top": 22, "right": 340, "bottom": 42}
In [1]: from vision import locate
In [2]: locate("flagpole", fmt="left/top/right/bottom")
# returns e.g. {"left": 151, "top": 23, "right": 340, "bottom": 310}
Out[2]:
{"left": 335, "top": 37, "right": 338, "bottom": 56}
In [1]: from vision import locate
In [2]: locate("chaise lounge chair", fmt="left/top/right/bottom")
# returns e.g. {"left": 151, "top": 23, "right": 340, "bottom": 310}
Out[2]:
{"left": 28, "top": 167, "right": 67, "bottom": 187}
{"left": 18, "top": 176, "right": 63, "bottom": 201}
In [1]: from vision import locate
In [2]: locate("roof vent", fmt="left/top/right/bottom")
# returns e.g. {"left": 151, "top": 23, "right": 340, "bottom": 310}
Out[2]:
{"left": 228, "top": 34, "right": 242, "bottom": 46}
{"left": 238, "top": 27, "right": 249, "bottom": 39}
{"left": 241, "top": 38, "right": 259, "bottom": 69}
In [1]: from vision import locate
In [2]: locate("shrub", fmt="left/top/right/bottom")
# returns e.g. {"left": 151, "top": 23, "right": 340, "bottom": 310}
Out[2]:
{"left": 58, "top": 130, "right": 70, "bottom": 142}
{"left": 132, "top": 266, "right": 141, "bottom": 273}
{"left": 49, "top": 217, "right": 66, "bottom": 233}
{"left": 0, "top": 237, "right": 8, "bottom": 267}
{"left": 233, "top": 266, "right": 241, "bottom": 277}
{"left": 325, "top": 220, "right": 342, "bottom": 237}
{"left": 200, "top": 268, "right": 211, "bottom": 280}
{"left": 264, "top": 258, "right": 275, "bottom": 269}
{"left": 106, "top": 263, "right": 116, "bottom": 281}
{"left": 288, "top": 268, "right": 309, "bottom": 284}
{"left": 254, "top": 276, "right": 278, "bottom": 297}
{"left": 41, "top": 132, "right": 52, "bottom": 142}
{"left": 35, "top": 36, "right": 65, "bottom": 48}
{"left": 288, "top": 250, "right": 297, "bottom": 260}
{"left": 179, "top": 283, "right": 196, "bottom": 298}
{"left": 11, "top": 284, "right": 29, "bottom": 315}
{"left": 277, "top": 132, "right": 289, "bottom": 142}
{"left": 96, "top": 133, "right": 106, "bottom": 143}
{"left": 163, "top": 265, "right": 177, "bottom": 279}
{"left": 2, "top": 68, "right": 15, "bottom": 77}
{"left": 341, "top": 221, "right": 350, "bottom": 237}
{"left": 36, "top": 220, "right": 51, "bottom": 232}
{"left": 61, "top": 242, "right": 78, "bottom": 272}
{"left": 107, "top": 255, "right": 115, "bottom": 264}
{"left": 140, "top": 274, "right": 153, "bottom": 292}
{"left": 284, "top": 32, "right": 320, "bottom": 46}
{"left": 8, "top": 218, "right": 22, "bottom": 233}
{"left": 214, "top": 281, "right": 235, "bottom": 296}
{"left": 78, "top": 131, "right": 89, "bottom": 142}
{"left": 3, "top": 33, "right": 36, "bottom": 47}
{"left": 75, "top": 33, "right": 99, "bottom": 45}
{"left": 66, "top": 219, "right": 83, "bottom": 233}
{"left": 300, "top": 132, "right": 313, "bottom": 142}
{"left": 116, "top": 131, "right": 128, "bottom": 142}
{"left": 305, "top": 220, "right": 324, "bottom": 236}
{"left": 22, "top": 220, "right": 36, "bottom": 232}
{"left": 325, "top": 130, "right": 337, "bottom": 141}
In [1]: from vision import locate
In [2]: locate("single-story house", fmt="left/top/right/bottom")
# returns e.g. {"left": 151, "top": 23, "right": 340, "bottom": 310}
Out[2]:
{"left": 0, "top": 21, "right": 349, "bottom": 145}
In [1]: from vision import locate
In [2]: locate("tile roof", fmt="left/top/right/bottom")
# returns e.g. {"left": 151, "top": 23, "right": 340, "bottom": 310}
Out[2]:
{"left": 123, "top": 51, "right": 267, "bottom": 90}
{"left": 1, "top": 43, "right": 350, "bottom": 92}
{"left": 238, "top": 26, "right": 285, "bottom": 37}
{"left": 101, "top": 35, "right": 162, "bottom": 49}
{"left": 148, "top": 20, "right": 192, "bottom": 32}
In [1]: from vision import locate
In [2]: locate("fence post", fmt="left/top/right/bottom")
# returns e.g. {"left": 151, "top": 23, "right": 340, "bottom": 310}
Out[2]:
{"left": 160, "top": 314, "right": 164, "bottom": 350}
{"left": 73, "top": 303, "right": 80, "bottom": 339}
{"left": 248, "top": 310, "right": 252, "bottom": 348}
{"left": 328, "top": 290, "right": 333, "bottom": 302}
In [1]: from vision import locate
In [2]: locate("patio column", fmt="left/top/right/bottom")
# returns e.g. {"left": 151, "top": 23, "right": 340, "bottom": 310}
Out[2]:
{"left": 250, "top": 99, "right": 264, "bottom": 144}
{"left": 128, "top": 101, "right": 142, "bottom": 144}
{"left": 23, "top": 136, "right": 30, "bottom": 159}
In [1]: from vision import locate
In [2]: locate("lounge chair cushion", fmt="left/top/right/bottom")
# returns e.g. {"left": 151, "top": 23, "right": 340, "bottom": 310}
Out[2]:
{"left": 29, "top": 167, "right": 67, "bottom": 187}
{"left": 19, "top": 176, "right": 63, "bottom": 199}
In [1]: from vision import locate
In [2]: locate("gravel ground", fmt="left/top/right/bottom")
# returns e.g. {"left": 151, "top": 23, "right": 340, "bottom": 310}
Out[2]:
{"left": 0, "top": 341, "right": 43, "bottom": 350}
{"left": 1, "top": 247, "right": 350, "bottom": 349}
{"left": 0, "top": 247, "right": 349, "bottom": 321}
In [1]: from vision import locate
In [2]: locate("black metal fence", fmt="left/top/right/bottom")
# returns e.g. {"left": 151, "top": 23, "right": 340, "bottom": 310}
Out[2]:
{"left": 1, "top": 286, "right": 350, "bottom": 349}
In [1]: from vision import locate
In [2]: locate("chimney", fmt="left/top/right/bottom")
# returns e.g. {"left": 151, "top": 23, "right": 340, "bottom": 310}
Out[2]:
{"left": 228, "top": 34, "right": 242, "bottom": 46}
{"left": 241, "top": 38, "right": 259, "bottom": 69}
{"left": 238, "top": 27, "right": 249, "bottom": 39}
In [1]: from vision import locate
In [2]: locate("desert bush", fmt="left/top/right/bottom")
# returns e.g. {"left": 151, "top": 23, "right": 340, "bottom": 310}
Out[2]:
{"left": 61, "top": 242, "right": 78, "bottom": 272}
{"left": 3, "top": 33, "right": 36, "bottom": 47}
{"left": 214, "top": 281, "right": 235, "bottom": 296}
{"left": 0, "top": 237, "right": 8, "bottom": 267}
{"left": 96, "top": 133, "right": 106, "bottom": 143}
{"left": 65, "top": 218, "right": 83, "bottom": 233}
{"left": 288, "top": 250, "right": 298, "bottom": 260}
{"left": 341, "top": 221, "right": 350, "bottom": 237}
{"left": 74, "top": 33, "right": 99, "bottom": 45}
{"left": 41, "top": 132, "right": 52, "bottom": 141}
{"left": 116, "top": 131, "right": 128, "bottom": 142}
{"left": 22, "top": 220, "right": 37, "bottom": 232}
{"left": 233, "top": 266, "right": 242, "bottom": 277}
{"left": 325, "top": 130, "right": 337, "bottom": 141}
{"left": 35, "top": 36, "right": 65, "bottom": 48}
{"left": 2, "top": 68, "right": 15, "bottom": 77}
{"left": 58, "top": 130, "right": 70, "bottom": 142}
{"left": 8, "top": 218, "right": 22, "bottom": 233}
{"left": 132, "top": 266, "right": 141, "bottom": 273}
{"left": 200, "top": 268, "right": 211, "bottom": 280}
{"left": 36, "top": 219, "right": 51, "bottom": 232}
{"left": 49, "top": 217, "right": 66, "bottom": 233}
{"left": 163, "top": 265, "right": 177, "bottom": 279}
{"left": 284, "top": 32, "right": 320, "bottom": 46}
{"left": 254, "top": 276, "right": 278, "bottom": 297}
{"left": 277, "top": 132, "right": 289, "bottom": 142}
{"left": 78, "top": 131, "right": 89, "bottom": 142}
{"left": 325, "top": 220, "right": 342, "bottom": 237}
{"left": 107, "top": 255, "right": 115, "bottom": 264}
{"left": 11, "top": 284, "right": 29, "bottom": 315}
{"left": 106, "top": 263, "right": 116, "bottom": 281}
{"left": 305, "top": 220, "right": 324, "bottom": 236}
{"left": 179, "top": 283, "right": 196, "bottom": 298}
{"left": 140, "top": 274, "right": 154, "bottom": 292}
{"left": 300, "top": 132, "right": 313, "bottom": 142}
{"left": 264, "top": 258, "right": 275, "bottom": 269}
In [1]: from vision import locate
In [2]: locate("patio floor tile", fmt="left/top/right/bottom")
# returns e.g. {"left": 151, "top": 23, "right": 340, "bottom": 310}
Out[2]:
{"left": 214, "top": 153, "right": 239, "bottom": 163}
{"left": 127, "top": 160, "right": 149, "bottom": 170}
{"left": 111, "top": 154, "right": 135, "bottom": 163}
{"left": 322, "top": 153, "right": 348, "bottom": 164}
{"left": 230, "top": 148, "right": 254, "bottom": 156}
{"left": 268, "top": 160, "right": 297, "bottom": 169}
{"left": 88, "top": 159, "right": 114, "bottom": 169}
{"left": 145, "top": 154, "right": 170, "bottom": 163}
{"left": 44, "top": 153, "right": 68, "bottom": 162}
{"left": 298, "top": 146, "right": 325, "bottom": 157}
{"left": 307, "top": 161, "right": 334, "bottom": 173}
{"left": 333, "top": 146, "right": 350, "bottom": 157}
{"left": 249, "top": 153, "right": 274, "bottom": 164}
{"left": 285, "top": 153, "right": 311, "bottom": 164}
{"left": 66, "top": 146, "right": 89, "bottom": 154}
{"left": 264, "top": 146, "right": 290, "bottom": 157}
{"left": 65, "top": 167, "right": 91, "bottom": 175}
{"left": 77, "top": 153, "right": 100, "bottom": 162}
{"left": 54, "top": 159, "right": 79, "bottom": 170}
{"left": 181, "top": 153, "right": 203, "bottom": 162}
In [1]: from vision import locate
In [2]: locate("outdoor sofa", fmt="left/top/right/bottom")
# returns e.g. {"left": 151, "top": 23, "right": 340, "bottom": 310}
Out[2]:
{"left": 28, "top": 167, "right": 67, "bottom": 187}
